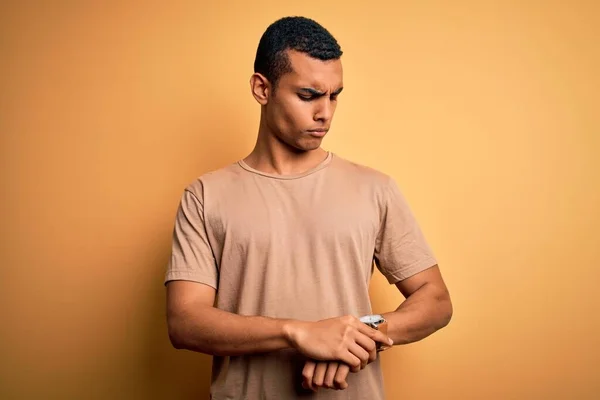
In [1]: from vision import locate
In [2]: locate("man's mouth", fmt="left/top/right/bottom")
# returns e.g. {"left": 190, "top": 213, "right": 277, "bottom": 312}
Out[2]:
{"left": 307, "top": 129, "right": 328, "bottom": 137}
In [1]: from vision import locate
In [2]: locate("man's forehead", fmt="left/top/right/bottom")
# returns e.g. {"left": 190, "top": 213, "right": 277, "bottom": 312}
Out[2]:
{"left": 284, "top": 50, "right": 343, "bottom": 88}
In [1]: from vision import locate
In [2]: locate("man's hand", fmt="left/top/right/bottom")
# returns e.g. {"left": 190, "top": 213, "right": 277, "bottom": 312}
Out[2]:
{"left": 284, "top": 315, "right": 393, "bottom": 372}
{"left": 302, "top": 360, "right": 351, "bottom": 391}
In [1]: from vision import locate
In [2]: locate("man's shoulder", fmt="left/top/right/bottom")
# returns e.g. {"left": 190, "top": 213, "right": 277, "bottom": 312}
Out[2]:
{"left": 181, "top": 161, "right": 244, "bottom": 201}
{"left": 331, "top": 153, "right": 393, "bottom": 187}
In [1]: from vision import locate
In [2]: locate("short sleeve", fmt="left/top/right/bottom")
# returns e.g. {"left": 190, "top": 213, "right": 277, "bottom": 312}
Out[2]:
{"left": 164, "top": 188, "right": 218, "bottom": 289}
{"left": 374, "top": 178, "right": 438, "bottom": 284}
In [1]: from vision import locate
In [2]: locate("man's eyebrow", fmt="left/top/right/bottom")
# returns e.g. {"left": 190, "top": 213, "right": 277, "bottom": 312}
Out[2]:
{"left": 299, "top": 88, "right": 324, "bottom": 96}
{"left": 298, "top": 87, "right": 344, "bottom": 96}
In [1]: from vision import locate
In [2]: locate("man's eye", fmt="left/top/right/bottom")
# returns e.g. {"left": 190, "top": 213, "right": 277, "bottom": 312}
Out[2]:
{"left": 298, "top": 95, "right": 313, "bottom": 101}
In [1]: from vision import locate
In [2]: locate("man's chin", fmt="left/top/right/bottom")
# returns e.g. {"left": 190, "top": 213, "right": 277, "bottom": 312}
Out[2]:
{"left": 297, "top": 139, "right": 323, "bottom": 152}
{"left": 282, "top": 135, "right": 324, "bottom": 153}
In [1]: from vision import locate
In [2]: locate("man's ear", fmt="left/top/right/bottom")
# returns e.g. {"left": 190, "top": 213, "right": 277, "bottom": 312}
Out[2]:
{"left": 250, "top": 73, "right": 270, "bottom": 105}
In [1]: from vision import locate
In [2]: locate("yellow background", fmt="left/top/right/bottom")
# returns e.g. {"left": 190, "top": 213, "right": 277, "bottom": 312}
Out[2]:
{"left": 1, "top": 1, "right": 598, "bottom": 399}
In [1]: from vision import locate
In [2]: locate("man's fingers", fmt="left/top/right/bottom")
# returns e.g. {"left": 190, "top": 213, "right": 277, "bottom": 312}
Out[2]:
{"left": 373, "top": 330, "right": 394, "bottom": 347}
{"left": 354, "top": 333, "right": 377, "bottom": 362}
{"left": 312, "top": 362, "right": 349, "bottom": 391}
{"left": 340, "top": 352, "right": 362, "bottom": 373}
{"left": 312, "top": 362, "right": 328, "bottom": 389}
{"left": 355, "top": 320, "right": 377, "bottom": 336}
{"left": 302, "top": 361, "right": 317, "bottom": 391}
{"left": 334, "top": 364, "right": 350, "bottom": 390}
{"left": 323, "top": 362, "right": 339, "bottom": 389}
{"left": 348, "top": 342, "right": 370, "bottom": 369}
{"left": 357, "top": 323, "right": 394, "bottom": 347}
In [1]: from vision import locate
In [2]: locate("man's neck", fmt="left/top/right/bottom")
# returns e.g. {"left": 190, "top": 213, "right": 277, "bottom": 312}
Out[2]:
{"left": 244, "top": 130, "right": 328, "bottom": 176}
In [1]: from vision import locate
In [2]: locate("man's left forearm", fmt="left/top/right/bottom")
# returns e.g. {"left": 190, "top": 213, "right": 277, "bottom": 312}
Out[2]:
{"left": 301, "top": 280, "right": 452, "bottom": 391}
{"left": 382, "top": 282, "right": 453, "bottom": 346}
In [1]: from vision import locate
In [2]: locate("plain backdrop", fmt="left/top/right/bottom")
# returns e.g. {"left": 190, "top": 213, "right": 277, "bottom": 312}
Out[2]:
{"left": 1, "top": 1, "right": 599, "bottom": 399}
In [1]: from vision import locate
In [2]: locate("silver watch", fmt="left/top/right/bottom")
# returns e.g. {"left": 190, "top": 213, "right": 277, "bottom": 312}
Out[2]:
{"left": 359, "top": 314, "right": 386, "bottom": 329}
{"left": 360, "top": 314, "right": 390, "bottom": 351}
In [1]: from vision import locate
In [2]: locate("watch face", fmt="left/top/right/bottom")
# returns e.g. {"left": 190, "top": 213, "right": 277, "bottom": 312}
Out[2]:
{"left": 360, "top": 314, "right": 385, "bottom": 327}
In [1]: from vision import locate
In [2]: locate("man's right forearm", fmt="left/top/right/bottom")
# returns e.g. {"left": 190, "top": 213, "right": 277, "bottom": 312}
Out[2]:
{"left": 168, "top": 305, "right": 298, "bottom": 356}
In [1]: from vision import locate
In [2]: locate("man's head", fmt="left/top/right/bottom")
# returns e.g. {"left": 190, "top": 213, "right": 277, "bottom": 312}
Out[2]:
{"left": 251, "top": 16, "right": 344, "bottom": 152}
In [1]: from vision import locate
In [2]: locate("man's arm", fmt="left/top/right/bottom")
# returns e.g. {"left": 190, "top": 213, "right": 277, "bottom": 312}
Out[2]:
{"left": 302, "top": 265, "right": 452, "bottom": 392}
{"left": 167, "top": 281, "right": 291, "bottom": 356}
{"left": 167, "top": 280, "right": 392, "bottom": 368}
{"left": 382, "top": 264, "right": 452, "bottom": 344}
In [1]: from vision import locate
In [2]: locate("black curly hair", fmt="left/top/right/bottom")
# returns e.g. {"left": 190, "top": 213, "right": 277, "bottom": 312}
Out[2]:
{"left": 253, "top": 16, "right": 343, "bottom": 91}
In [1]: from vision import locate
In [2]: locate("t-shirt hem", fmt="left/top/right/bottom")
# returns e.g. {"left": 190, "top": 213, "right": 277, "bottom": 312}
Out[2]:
{"left": 383, "top": 257, "right": 438, "bottom": 284}
{"left": 164, "top": 270, "right": 218, "bottom": 289}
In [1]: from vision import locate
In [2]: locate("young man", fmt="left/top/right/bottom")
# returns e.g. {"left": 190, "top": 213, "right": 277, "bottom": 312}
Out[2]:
{"left": 165, "top": 16, "right": 452, "bottom": 399}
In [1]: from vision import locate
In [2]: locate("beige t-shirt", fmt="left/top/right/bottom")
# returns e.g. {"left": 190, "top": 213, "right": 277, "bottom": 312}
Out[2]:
{"left": 165, "top": 152, "right": 437, "bottom": 399}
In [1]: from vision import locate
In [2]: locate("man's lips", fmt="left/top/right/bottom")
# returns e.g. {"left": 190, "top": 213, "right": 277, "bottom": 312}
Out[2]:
{"left": 307, "top": 129, "right": 328, "bottom": 137}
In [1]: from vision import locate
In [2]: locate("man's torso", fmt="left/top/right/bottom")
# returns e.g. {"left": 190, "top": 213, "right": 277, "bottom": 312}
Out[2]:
{"left": 175, "top": 153, "right": 397, "bottom": 399}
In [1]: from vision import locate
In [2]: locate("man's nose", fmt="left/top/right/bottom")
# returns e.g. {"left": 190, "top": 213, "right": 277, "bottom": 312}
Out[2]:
{"left": 313, "top": 98, "right": 334, "bottom": 122}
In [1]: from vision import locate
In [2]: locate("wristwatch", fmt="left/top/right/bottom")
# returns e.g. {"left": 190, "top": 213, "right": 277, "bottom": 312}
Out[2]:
{"left": 359, "top": 314, "right": 391, "bottom": 352}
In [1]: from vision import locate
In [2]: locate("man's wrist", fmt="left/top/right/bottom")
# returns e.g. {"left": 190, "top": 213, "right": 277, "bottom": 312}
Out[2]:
{"left": 359, "top": 314, "right": 392, "bottom": 352}
{"left": 281, "top": 319, "right": 300, "bottom": 349}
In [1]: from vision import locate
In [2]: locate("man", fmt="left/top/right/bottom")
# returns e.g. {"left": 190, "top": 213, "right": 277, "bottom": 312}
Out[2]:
{"left": 165, "top": 16, "right": 452, "bottom": 399}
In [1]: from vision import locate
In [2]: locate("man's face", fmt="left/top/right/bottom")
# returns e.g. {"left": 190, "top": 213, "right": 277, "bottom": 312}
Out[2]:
{"left": 265, "top": 50, "right": 343, "bottom": 151}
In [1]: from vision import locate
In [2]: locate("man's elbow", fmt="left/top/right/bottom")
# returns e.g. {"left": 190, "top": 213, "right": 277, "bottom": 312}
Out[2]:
{"left": 167, "top": 312, "right": 217, "bottom": 355}
{"left": 167, "top": 314, "right": 189, "bottom": 350}
{"left": 437, "top": 292, "right": 453, "bottom": 329}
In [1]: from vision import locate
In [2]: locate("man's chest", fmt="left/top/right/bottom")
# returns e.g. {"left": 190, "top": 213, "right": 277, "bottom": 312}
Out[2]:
{"left": 204, "top": 178, "right": 381, "bottom": 260}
